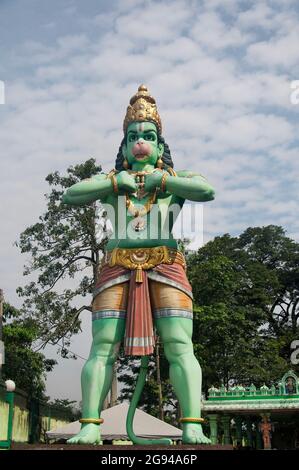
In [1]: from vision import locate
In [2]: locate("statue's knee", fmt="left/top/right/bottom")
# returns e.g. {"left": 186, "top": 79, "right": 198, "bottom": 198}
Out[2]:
{"left": 164, "top": 340, "right": 194, "bottom": 362}
{"left": 160, "top": 326, "right": 190, "bottom": 345}
{"left": 95, "top": 338, "right": 120, "bottom": 355}
{"left": 92, "top": 319, "right": 124, "bottom": 347}
{"left": 91, "top": 330, "right": 121, "bottom": 359}
{"left": 93, "top": 329, "right": 113, "bottom": 345}
{"left": 157, "top": 318, "right": 193, "bottom": 345}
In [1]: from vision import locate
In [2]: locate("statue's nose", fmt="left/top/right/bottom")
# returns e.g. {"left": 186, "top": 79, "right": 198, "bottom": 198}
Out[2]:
{"left": 137, "top": 138, "right": 145, "bottom": 144}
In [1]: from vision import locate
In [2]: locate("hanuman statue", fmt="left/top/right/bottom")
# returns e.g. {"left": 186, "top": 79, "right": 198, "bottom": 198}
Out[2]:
{"left": 62, "top": 85, "right": 215, "bottom": 445}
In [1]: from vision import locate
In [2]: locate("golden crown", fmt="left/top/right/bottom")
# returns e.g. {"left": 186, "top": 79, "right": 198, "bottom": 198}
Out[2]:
{"left": 123, "top": 84, "right": 162, "bottom": 134}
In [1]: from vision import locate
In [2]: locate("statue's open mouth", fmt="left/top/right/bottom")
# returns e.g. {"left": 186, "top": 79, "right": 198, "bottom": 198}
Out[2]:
{"left": 134, "top": 154, "right": 149, "bottom": 160}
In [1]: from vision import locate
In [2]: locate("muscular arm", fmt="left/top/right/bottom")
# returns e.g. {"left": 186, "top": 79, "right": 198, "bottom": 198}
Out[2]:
{"left": 62, "top": 171, "right": 137, "bottom": 206}
{"left": 62, "top": 174, "right": 113, "bottom": 206}
{"left": 164, "top": 170, "right": 215, "bottom": 202}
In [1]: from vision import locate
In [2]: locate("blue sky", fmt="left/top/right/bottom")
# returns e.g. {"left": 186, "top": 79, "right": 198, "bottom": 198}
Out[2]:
{"left": 1, "top": 0, "right": 299, "bottom": 401}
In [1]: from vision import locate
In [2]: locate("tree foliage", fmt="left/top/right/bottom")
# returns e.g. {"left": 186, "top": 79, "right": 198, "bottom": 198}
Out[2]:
{"left": 238, "top": 226, "right": 299, "bottom": 334}
{"left": 16, "top": 159, "right": 108, "bottom": 354}
{"left": 2, "top": 302, "right": 56, "bottom": 399}
{"left": 188, "top": 225, "right": 299, "bottom": 391}
{"left": 44, "top": 398, "right": 81, "bottom": 421}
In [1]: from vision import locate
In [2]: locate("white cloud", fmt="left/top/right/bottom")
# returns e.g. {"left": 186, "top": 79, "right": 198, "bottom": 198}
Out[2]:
{"left": 190, "top": 11, "right": 253, "bottom": 51}
{"left": 114, "top": 0, "right": 193, "bottom": 42}
{"left": 237, "top": 2, "right": 278, "bottom": 30}
{"left": 246, "top": 30, "right": 299, "bottom": 69}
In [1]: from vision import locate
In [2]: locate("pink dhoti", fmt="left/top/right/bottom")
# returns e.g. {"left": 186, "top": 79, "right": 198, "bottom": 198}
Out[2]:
{"left": 92, "top": 262, "right": 193, "bottom": 356}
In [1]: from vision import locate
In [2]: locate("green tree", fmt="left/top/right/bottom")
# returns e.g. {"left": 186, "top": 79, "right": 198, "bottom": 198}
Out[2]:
{"left": 44, "top": 398, "right": 81, "bottom": 421}
{"left": 238, "top": 226, "right": 299, "bottom": 335}
{"left": 188, "top": 225, "right": 299, "bottom": 391}
{"left": 16, "top": 159, "right": 108, "bottom": 353}
{"left": 2, "top": 302, "right": 56, "bottom": 399}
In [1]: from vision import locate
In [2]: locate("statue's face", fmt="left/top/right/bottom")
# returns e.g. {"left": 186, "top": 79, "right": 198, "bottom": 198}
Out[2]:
{"left": 122, "top": 121, "right": 164, "bottom": 167}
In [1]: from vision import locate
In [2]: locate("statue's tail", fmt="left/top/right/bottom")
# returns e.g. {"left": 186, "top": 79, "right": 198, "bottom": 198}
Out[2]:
{"left": 126, "top": 355, "right": 173, "bottom": 446}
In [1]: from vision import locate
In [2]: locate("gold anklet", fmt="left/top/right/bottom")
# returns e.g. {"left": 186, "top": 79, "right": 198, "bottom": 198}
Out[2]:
{"left": 79, "top": 418, "right": 104, "bottom": 425}
{"left": 179, "top": 417, "right": 205, "bottom": 424}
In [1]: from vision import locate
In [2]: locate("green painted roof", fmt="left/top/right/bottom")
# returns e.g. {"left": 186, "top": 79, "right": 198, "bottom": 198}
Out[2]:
{"left": 202, "top": 397, "right": 299, "bottom": 412}
{"left": 204, "top": 370, "right": 299, "bottom": 411}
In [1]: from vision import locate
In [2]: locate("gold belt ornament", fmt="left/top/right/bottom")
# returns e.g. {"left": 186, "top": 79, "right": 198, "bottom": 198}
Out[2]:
{"left": 107, "top": 246, "right": 186, "bottom": 283}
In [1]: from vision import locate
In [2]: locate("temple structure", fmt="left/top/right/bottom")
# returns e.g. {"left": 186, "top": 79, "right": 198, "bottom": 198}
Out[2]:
{"left": 203, "top": 371, "right": 299, "bottom": 449}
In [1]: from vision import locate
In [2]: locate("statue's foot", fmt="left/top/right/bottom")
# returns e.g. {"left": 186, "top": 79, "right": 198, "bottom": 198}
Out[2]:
{"left": 182, "top": 423, "right": 211, "bottom": 445}
{"left": 67, "top": 424, "right": 102, "bottom": 445}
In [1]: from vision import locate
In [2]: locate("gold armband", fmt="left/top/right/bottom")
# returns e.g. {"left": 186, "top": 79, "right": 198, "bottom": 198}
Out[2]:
{"left": 106, "top": 169, "right": 118, "bottom": 194}
{"left": 161, "top": 172, "right": 169, "bottom": 192}
{"left": 109, "top": 174, "right": 118, "bottom": 193}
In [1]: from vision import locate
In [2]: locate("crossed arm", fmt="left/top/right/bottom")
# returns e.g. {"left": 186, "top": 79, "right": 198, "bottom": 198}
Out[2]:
{"left": 163, "top": 170, "right": 215, "bottom": 202}
{"left": 62, "top": 170, "right": 215, "bottom": 206}
{"left": 144, "top": 170, "right": 215, "bottom": 202}
{"left": 62, "top": 174, "right": 112, "bottom": 206}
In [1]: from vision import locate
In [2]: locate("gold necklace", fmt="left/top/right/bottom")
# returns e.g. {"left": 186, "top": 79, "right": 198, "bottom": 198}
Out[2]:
{"left": 126, "top": 191, "right": 157, "bottom": 217}
{"left": 126, "top": 188, "right": 157, "bottom": 232}
{"left": 125, "top": 171, "right": 157, "bottom": 231}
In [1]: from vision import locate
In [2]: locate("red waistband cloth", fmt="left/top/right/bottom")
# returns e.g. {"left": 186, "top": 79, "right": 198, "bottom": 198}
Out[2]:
{"left": 94, "top": 262, "right": 192, "bottom": 356}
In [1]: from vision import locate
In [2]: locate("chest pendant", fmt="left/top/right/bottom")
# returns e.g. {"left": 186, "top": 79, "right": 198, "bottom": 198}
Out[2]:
{"left": 126, "top": 173, "right": 157, "bottom": 232}
{"left": 132, "top": 216, "right": 146, "bottom": 232}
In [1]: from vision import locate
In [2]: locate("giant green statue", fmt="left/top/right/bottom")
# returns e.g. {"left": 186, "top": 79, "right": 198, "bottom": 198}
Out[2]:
{"left": 62, "top": 85, "right": 215, "bottom": 445}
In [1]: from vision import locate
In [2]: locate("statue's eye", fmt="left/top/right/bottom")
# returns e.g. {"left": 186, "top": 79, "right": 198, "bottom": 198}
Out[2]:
{"left": 129, "top": 134, "right": 137, "bottom": 142}
{"left": 144, "top": 133, "right": 155, "bottom": 141}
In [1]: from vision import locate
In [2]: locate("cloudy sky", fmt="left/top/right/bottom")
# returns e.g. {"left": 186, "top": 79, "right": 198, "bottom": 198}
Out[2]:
{"left": 1, "top": 0, "right": 299, "bottom": 401}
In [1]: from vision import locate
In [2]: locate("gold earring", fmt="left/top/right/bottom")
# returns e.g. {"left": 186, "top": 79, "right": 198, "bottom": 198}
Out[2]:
{"left": 123, "top": 158, "right": 129, "bottom": 169}
{"left": 157, "top": 158, "right": 163, "bottom": 169}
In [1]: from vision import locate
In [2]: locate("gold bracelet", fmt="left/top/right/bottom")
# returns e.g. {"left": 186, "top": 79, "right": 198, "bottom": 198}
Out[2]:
{"left": 79, "top": 418, "right": 104, "bottom": 425}
{"left": 161, "top": 172, "right": 169, "bottom": 192}
{"left": 109, "top": 174, "right": 118, "bottom": 193}
{"left": 179, "top": 417, "right": 205, "bottom": 424}
{"left": 106, "top": 169, "right": 118, "bottom": 194}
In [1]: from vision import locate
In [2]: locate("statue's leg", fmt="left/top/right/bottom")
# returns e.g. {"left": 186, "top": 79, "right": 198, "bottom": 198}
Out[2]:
{"left": 156, "top": 317, "right": 210, "bottom": 444}
{"left": 151, "top": 281, "right": 210, "bottom": 445}
{"left": 67, "top": 317, "right": 125, "bottom": 444}
{"left": 85, "top": 318, "right": 125, "bottom": 416}
{"left": 68, "top": 282, "right": 127, "bottom": 445}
